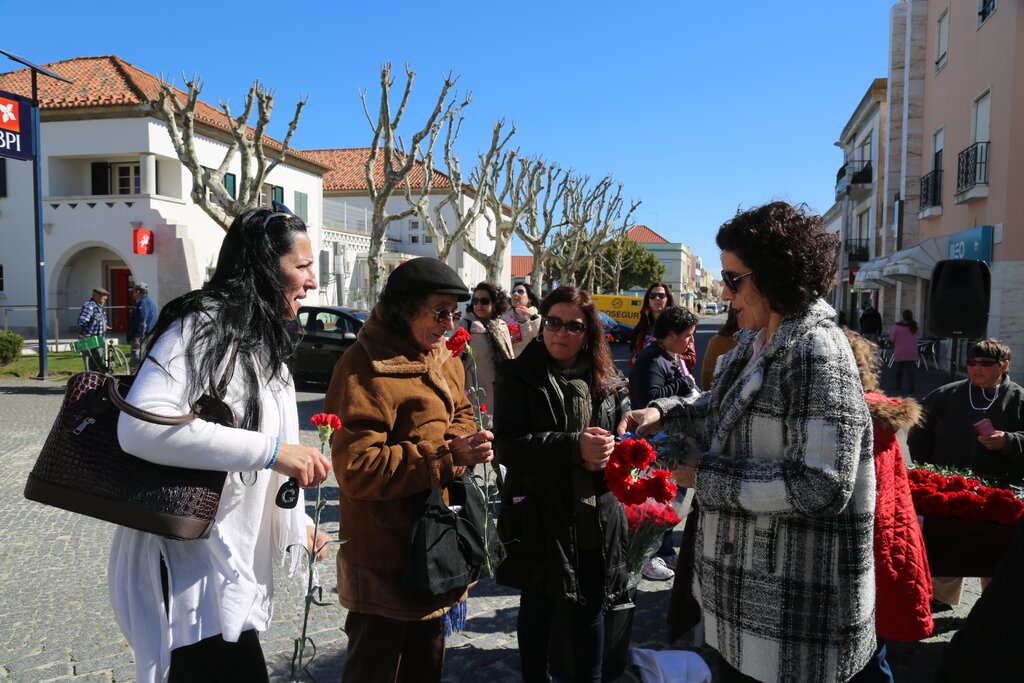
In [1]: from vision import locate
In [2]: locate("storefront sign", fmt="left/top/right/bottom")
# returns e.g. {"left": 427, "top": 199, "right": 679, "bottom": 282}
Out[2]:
{"left": 133, "top": 228, "right": 154, "bottom": 254}
{"left": 0, "top": 89, "right": 34, "bottom": 161}
{"left": 948, "top": 225, "right": 993, "bottom": 263}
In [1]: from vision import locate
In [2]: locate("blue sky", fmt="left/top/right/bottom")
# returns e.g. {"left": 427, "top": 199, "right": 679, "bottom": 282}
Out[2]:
{"left": 6, "top": 0, "right": 894, "bottom": 267}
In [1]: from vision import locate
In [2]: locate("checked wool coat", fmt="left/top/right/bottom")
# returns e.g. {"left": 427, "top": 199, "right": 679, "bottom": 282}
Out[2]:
{"left": 654, "top": 300, "right": 876, "bottom": 683}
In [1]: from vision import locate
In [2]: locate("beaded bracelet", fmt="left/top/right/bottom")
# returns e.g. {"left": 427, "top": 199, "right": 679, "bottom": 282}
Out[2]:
{"left": 265, "top": 437, "right": 280, "bottom": 469}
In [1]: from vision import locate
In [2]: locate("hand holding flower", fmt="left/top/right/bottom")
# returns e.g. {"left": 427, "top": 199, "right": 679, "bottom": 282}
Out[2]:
{"left": 580, "top": 427, "right": 615, "bottom": 472}
{"left": 449, "top": 430, "right": 495, "bottom": 466}
{"left": 306, "top": 527, "right": 332, "bottom": 562}
{"left": 617, "top": 407, "right": 662, "bottom": 438}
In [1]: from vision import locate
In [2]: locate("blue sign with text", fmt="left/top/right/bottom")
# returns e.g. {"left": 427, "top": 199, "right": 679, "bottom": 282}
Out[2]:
{"left": 948, "top": 225, "right": 993, "bottom": 264}
{"left": 0, "top": 88, "right": 34, "bottom": 161}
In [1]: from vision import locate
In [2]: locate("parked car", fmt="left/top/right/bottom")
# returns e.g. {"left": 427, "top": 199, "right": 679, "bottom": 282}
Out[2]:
{"left": 598, "top": 311, "right": 634, "bottom": 345}
{"left": 289, "top": 306, "right": 369, "bottom": 387}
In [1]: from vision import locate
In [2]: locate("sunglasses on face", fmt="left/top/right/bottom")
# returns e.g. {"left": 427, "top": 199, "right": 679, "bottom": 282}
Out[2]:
{"left": 471, "top": 297, "right": 492, "bottom": 306}
{"left": 432, "top": 307, "right": 463, "bottom": 324}
{"left": 721, "top": 269, "right": 754, "bottom": 293}
{"left": 648, "top": 292, "right": 668, "bottom": 300}
{"left": 512, "top": 288, "right": 527, "bottom": 295}
{"left": 967, "top": 358, "right": 1000, "bottom": 367}
{"left": 543, "top": 316, "right": 587, "bottom": 336}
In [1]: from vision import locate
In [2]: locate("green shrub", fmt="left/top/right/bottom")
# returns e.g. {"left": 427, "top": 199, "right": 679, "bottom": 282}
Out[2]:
{"left": 0, "top": 331, "right": 25, "bottom": 365}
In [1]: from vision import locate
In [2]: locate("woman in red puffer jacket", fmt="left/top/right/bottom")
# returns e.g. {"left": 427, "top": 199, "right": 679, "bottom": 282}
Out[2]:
{"left": 846, "top": 331, "right": 934, "bottom": 676}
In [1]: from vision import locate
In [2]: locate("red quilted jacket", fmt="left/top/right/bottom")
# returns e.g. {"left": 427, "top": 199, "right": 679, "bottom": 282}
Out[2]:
{"left": 866, "top": 391, "right": 935, "bottom": 641}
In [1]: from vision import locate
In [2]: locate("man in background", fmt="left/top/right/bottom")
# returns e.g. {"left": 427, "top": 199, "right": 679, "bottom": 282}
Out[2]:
{"left": 127, "top": 282, "right": 157, "bottom": 372}
{"left": 77, "top": 287, "right": 109, "bottom": 370}
{"left": 859, "top": 300, "right": 882, "bottom": 342}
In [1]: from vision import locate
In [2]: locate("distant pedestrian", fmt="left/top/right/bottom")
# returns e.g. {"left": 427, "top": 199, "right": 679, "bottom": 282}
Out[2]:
{"left": 127, "top": 282, "right": 157, "bottom": 373}
{"left": 631, "top": 283, "right": 696, "bottom": 372}
{"left": 461, "top": 282, "right": 514, "bottom": 415}
{"left": 77, "top": 287, "right": 109, "bottom": 371}
{"left": 889, "top": 309, "right": 920, "bottom": 393}
{"left": 860, "top": 300, "right": 882, "bottom": 341}
{"left": 502, "top": 281, "right": 542, "bottom": 357}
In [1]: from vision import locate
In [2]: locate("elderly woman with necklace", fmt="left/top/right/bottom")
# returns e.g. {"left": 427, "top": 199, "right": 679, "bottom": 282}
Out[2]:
{"left": 908, "top": 338, "right": 1024, "bottom": 607}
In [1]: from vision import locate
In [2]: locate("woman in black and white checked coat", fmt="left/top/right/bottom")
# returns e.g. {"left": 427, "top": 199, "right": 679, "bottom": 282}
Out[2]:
{"left": 620, "top": 202, "right": 877, "bottom": 683}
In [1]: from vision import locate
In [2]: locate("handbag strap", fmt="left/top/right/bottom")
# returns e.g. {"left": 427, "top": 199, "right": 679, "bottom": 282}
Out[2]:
{"left": 105, "top": 342, "right": 241, "bottom": 427}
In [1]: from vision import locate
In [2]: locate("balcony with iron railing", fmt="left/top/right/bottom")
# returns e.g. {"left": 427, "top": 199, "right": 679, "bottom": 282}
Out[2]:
{"left": 919, "top": 169, "right": 943, "bottom": 217}
{"left": 835, "top": 159, "right": 873, "bottom": 200}
{"left": 955, "top": 141, "right": 989, "bottom": 203}
{"left": 845, "top": 238, "right": 870, "bottom": 264}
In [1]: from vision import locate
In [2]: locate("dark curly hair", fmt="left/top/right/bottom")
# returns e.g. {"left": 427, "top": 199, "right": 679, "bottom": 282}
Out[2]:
{"left": 539, "top": 286, "right": 617, "bottom": 399}
{"left": 716, "top": 201, "right": 838, "bottom": 315}
{"left": 470, "top": 282, "right": 509, "bottom": 319}
{"left": 653, "top": 306, "right": 699, "bottom": 339}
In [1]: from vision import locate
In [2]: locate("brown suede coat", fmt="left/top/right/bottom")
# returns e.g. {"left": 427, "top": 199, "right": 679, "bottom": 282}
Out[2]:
{"left": 324, "top": 307, "right": 477, "bottom": 621}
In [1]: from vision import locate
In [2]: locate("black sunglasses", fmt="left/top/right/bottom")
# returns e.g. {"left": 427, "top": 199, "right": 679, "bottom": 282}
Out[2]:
{"left": 511, "top": 288, "right": 528, "bottom": 295}
{"left": 966, "top": 358, "right": 1000, "bottom": 367}
{"left": 543, "top": 316, "right": 587, "bottom": 336}
{"left": 432, "top": 307, "right": 463, "bottom": 324}
{"left": 721, "top": 269, "right": 754, "bottom": 293}
{"left": 471, "top": 297, "right": 492, "bottom": 306}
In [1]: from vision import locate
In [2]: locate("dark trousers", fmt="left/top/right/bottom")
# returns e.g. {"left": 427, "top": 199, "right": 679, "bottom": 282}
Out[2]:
{"left": 168, "top": 629, "right": 268, "bottom": 682}
{"left": 894, "top": 360, "right": 916, "bottom": 392}
{"left": 343, "top": 611, "right": 446, "bottom": 683}
{"left": 517, "top": 550, "right": 605, "bottom": 683}
{"left": 717, "top": 637, "right": 893, "bottom": 683}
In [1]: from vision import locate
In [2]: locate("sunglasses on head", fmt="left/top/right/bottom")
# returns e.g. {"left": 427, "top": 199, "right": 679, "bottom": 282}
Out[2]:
{"left": 721, "top": 269, "right": 754, "bottom": 293}
{"left": 432, "top": 307, "right": 463, "bottom": 324}
{"left": 543, "top": 316, "right": 587, "bottom": 336}
{"left": 967, "top": 358, "right": 1000, "bottom": 367}
{"left": 682, "top": 311, "right": 699, "bottom": 328}
{"left": 261, "top": 201, "right": 297, "bottom": 229}
{"left": 471, "top": 297, "right": 492, "bottom": 306}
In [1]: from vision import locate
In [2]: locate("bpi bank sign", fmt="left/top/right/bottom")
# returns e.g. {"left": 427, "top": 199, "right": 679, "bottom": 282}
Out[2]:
{"left": 0, "top": 89, "right": 34, "bottom": 161}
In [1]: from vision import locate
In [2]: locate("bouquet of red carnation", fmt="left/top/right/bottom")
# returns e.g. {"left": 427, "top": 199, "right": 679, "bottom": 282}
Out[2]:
{"left": 606, "top": 437, "right": 682, "bottom": 586}
{"left": 908, "top": 465, "right": 1024, "bottom": 527}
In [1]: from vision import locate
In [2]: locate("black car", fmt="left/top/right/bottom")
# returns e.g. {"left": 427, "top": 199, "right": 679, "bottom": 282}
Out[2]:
{"left": 598, "top": 311, "right": 634, "bottom": 345}
{"left": 290, "top": 306, "right": 369, "bottom": 387}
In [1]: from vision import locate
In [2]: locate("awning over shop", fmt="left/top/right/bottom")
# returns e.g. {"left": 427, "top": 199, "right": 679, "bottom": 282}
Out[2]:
{"left": 881, "top": 238, "right": 944, "bottom": 282}
{"left": 852, "top": 253, "right": 896, "bottom": 289}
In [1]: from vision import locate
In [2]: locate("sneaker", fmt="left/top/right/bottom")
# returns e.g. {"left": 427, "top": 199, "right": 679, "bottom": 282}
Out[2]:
{"left": 663, "top": 553, "right": 679, "bottom": 571}
{"left": 642, "top": 556, "right": 675, "bottom": 581}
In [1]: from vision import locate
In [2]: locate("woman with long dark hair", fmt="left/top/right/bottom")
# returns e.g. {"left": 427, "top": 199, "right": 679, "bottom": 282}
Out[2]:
{"left": 462, "top": 281, "right": 514, "bottom": 414}
{"left": 501, "top": 281, "right": 542, "bottom": 356}
{"left": 889, "top": 309, "right": 921, "bottom": 393}
{"left": 631, "top": 283, "right": 696, "bottom": 372}
{"left": 111, "top": 206, "right": 332, "bottom": 683}
{"left": 494, "top": 285, "right": 630, "bottom": 682}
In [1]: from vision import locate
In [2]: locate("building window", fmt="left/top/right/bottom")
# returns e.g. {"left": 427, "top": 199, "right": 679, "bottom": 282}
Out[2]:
{"left": 979, "top": 0, "right": 996, "bottom": 26}
{"left": 424, "top": 234, "right": 433, "bottom": 244}
{"left": 410, "top": 235, "right": 420, "bottom": 244}
{"left": 936, "top": 9, "right": 949, "bottom": 69}
{"left": 224, "top": 173, "right": 237, "bottom": 199}
{"left": 273, "top": 185, "right": 284, "bottom": 204}
{"left": 112, "top": 163, "right": 140, "bottom": 195}
{"left": 259, "top": 183, "right": 284, "bottom": 207}
{"left": 410, "top": 219, "right": 420, "bottom": 230}
{"left": 294, "top": 191, "right": 308, "bottom": 221}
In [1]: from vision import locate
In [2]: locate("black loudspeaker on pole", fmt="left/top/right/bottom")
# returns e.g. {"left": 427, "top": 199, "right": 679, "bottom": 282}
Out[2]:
{"left": 928, "top": 259, "right": 991, "bottom": 379}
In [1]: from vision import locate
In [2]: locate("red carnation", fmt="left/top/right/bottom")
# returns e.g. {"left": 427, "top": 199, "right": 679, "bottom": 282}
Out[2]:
{"left": 480, "top": 403, "right": 488, "bottom": 414}
{"left": 310, "top": 413, "right": 341, "bottom": 430}
{"left": 446, "top": 327, "right": 471, "bottom": 357}
{"left": 642, "top": 469, "right": 678, "bottom": 504}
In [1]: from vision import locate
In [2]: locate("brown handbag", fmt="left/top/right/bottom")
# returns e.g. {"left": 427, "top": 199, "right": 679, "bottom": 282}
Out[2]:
{"left": 24, "top": 353, "right": 239, "bottom": 541}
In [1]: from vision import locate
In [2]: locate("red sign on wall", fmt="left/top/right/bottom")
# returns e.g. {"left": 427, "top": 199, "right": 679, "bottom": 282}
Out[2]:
{"left": 133, "top": 228, "right": 154, "bottom": 254}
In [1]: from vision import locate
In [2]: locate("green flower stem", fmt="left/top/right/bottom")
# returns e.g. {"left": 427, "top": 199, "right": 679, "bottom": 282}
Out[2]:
{"left": 464, "top": 346, "right": 495, "bottom": 577}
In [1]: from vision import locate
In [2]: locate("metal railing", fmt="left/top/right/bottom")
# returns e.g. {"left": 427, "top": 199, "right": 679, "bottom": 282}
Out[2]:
{"left": 920, "top": 169, "right": 943, "bottom": 210}
{"left": 836, "top": 159, "right": 871, "bottom": 185}
{"left": 845, "top": 238, "right": 870, "bottom": 263}
{"left": 956, "top": 141, "right": 989, "bottom": 194}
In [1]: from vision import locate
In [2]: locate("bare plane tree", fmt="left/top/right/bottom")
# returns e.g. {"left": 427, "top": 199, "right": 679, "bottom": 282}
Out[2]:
{"left": 515, "top": 162, "right": 569, "bottom": 294}
{"left": 462, "top": 132, "right": 543, "bottom": 285}
{"left": 409, "top": 117, "right": 514, "bottom": 269}
{"left": 362, "top": 63, "right": 470, "bottom": 300}
{"left": 152, "top": 75, "right": 306, "bottom": 230}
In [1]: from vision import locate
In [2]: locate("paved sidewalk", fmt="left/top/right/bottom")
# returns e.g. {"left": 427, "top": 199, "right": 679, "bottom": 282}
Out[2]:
{"left": 0, "top": 369, "right": 982, "bottom": 681}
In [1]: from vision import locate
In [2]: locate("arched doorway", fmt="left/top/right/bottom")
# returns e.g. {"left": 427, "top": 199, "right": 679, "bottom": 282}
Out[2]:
{"left": 53, "top": 244, "right": 132, "bottom": 337}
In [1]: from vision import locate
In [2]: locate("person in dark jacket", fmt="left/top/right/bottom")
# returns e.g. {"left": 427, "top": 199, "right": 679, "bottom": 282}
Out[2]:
{"left": 128, "top": 282, "right": 158, "bottom": 372}
{"left": 859, "top": 300, "right": 882, "bottom": 340}
{"left": 494, "top": 285, "right": 630, "bottom": 683}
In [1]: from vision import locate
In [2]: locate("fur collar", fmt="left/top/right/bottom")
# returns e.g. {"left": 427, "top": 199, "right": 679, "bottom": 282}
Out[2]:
{"left": 864, "top": 391, "right": 922, "bottom": 431}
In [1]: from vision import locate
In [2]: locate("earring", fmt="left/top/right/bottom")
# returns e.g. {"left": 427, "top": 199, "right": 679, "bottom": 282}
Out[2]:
{"left": 582, "top": 342, "right": 589, "bottom": 352}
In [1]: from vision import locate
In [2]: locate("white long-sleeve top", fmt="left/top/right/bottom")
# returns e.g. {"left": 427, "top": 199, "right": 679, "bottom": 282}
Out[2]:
{"left": 109, "top": 316, "right": 308, "bottom": 683}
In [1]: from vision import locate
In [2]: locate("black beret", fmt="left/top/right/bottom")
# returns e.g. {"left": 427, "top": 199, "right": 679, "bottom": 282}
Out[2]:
{"left": 383, "top": 257, "right": 470, "bottom": 301}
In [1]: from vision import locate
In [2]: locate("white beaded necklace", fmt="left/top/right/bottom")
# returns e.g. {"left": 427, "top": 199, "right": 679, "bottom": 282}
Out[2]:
{"left": 969, "top": 382, "right": 1000, "bottom": 412}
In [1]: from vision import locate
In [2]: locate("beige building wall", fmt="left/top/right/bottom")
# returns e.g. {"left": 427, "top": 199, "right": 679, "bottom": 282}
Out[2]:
{"left": 916, "top": 0, "right": 1024, "bottom": 361}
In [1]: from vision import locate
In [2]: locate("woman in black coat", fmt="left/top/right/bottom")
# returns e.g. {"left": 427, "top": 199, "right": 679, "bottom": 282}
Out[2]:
{"left": 494, "top": 285, "right": 629, "bottom": 683}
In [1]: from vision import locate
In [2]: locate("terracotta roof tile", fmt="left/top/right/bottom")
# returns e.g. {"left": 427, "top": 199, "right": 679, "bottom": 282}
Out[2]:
{"left": 0, "top": 55, "right": 327, "bottom": 170}
{"left": 511, "top": 256, "right": 533, "bottom": 279}
{"left": 301, "top": 147, "right": 452, "bottom": 192}
{"left": 627, "top": 224, "right": 670, "bottom": 244}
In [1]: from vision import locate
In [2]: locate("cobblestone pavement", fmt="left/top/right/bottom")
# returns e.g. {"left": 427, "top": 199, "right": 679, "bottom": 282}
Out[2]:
{"left": 0, "top": 377, "right": 981, "bottom": 681}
